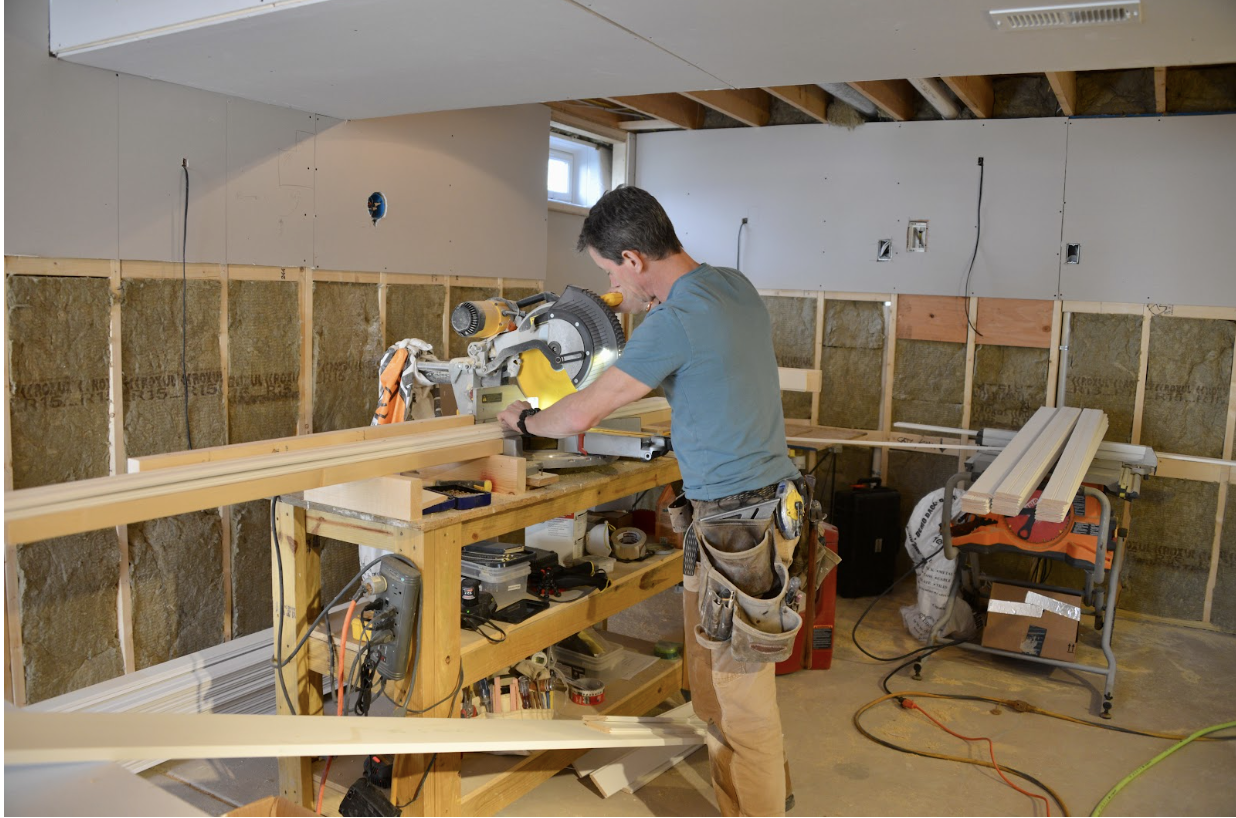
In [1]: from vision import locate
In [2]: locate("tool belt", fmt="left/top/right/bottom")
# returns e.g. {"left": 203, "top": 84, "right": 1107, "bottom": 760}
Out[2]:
{"left": 677, "top": 482, "right": 805, "bottom": 664}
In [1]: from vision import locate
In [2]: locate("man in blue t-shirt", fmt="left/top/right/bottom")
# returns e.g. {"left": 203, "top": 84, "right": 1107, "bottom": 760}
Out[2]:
{"left": 498, "top": 186, "right": 799, "bottom": 817}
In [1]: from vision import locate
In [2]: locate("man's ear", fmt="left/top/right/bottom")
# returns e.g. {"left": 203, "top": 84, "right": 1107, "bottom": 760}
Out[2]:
{"left": 621, "top": 250, "right": 647, "bottom": 273}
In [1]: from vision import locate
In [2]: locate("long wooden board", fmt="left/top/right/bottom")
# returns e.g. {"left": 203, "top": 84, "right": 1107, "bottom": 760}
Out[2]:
{"left": 128, "top": 414, "right": 474, "bottom": 472}
{"left": 1036, "top": 409, "right": 1109, "bottom": 523}
{"left": 4, "top": 711, "right": 708, "bottom": 765}
{"left": 991, "top": 406, "right": 1081, "bottom": 516}
{"left": 960, "top": 406, "right": 1056, "bottom": 515}
{"left": 5, "top": 426, "right": 504, "bottom": 544}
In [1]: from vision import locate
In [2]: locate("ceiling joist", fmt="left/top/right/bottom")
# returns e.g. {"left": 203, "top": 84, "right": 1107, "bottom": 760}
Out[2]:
{"left": 848, "top": 80, "right": 917, "bottom": 121}
{"left": 763, "top": 85, "right": 828, "bottom": 122}
{"left": 606, "top": 94, "right": 706, "bottom": 130}
{"left": 544, "top": 101, "right": 632, "bottom": 141}
{"left": 680, "top": 88, "right": 772, "bottom": 127}
{"left": 942, "top": 75, "right": 994, "bottom": 119}
{"left": 1045, "top": 71, "right": 1078, "bottom": 116}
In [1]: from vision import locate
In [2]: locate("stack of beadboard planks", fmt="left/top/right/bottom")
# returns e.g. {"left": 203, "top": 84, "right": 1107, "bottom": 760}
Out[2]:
{"left": 961, "top": 406, "right": 1106, "bottom": 518}
{"left": 26, "top": 629, "right": 280, "bottom": 773}
{"left": 1036, "top": 408, "right": 1109, "bottom": 522}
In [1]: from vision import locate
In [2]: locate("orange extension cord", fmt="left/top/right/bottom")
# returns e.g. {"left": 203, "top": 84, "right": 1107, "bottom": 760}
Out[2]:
{"left": 316, "top": 599, "right": 359, "bottom": 815}
{"left": 901, "top": 698, "right": 1052, "bottom": 816}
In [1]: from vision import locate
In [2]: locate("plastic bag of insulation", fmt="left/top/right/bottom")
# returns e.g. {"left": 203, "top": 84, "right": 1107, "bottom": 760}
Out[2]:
{"left": 899, "top": 487, "right": 977, "bottom": 643}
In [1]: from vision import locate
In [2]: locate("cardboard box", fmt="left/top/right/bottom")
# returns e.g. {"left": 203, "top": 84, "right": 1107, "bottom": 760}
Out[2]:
{"left": 981, "top": 582, "right": 1081, "bottom": 662}
{"left": 226, "top": 796, "right": 316, "bottom": 817}
{"left": 525, "top": 510, "right": 587, "bottom": 564}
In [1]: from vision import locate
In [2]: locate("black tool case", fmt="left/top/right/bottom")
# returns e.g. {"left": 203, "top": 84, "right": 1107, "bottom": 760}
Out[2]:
{"left": 832, "top": 477, "right": 901, "bottom": 598}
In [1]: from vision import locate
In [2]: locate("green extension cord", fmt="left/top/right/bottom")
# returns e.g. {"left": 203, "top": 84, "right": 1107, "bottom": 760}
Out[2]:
{"left": 1091, "top": 720, "right": 1236, "bottom": 816}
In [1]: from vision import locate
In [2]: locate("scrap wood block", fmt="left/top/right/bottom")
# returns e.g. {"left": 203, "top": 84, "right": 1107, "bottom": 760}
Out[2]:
{"left": 303, "top": 474, "right": 438, "bottom": 521}
{"left": 412, "top": 454, "right": 527, "bottom": 495}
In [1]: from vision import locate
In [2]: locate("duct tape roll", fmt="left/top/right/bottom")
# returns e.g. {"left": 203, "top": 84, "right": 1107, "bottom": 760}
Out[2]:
{"left": 568, "top": 677, "right": 606, "bottom": 706}
{"left": 611, "top": 527, "right": 648, "bottom": 561}
{"left": 586, "top": 523, "right": 613, "bottom": 557}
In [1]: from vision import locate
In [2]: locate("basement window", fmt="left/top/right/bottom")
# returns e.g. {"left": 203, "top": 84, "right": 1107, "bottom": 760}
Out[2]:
{"left": 548, "top": 133, "right": 604, "bottom": 208}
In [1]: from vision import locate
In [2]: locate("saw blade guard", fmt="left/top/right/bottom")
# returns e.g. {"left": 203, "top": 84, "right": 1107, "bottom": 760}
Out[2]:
{"left": 496, "top": 286, "right": 625, "bottom": 403}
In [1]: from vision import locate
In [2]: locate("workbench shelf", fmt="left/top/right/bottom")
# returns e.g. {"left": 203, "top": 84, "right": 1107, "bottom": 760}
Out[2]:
{"left": 457, "top": 633, "right": 684, "bottom": 816}
{"left": 272, "top": 456, "right": 683, "bottom": 816}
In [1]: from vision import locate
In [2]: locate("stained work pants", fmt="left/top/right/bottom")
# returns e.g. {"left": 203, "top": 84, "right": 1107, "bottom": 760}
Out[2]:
{"left": 682, "top": 494, "right": 800, "bottom": 817}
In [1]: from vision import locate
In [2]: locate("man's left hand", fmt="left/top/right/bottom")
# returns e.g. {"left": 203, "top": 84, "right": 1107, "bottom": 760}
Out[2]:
{"left": 498, "top": 400, "right": 533, "bottom": 433}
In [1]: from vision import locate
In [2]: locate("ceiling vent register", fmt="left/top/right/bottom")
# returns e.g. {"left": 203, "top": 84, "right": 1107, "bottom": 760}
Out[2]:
{"left": 990, "top": 2, "right": 1141, "bottom": 30}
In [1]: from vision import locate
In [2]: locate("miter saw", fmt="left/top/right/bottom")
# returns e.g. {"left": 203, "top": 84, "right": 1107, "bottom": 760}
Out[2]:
{"left": 415, "top": 287, "right": 669, "bottom": 468}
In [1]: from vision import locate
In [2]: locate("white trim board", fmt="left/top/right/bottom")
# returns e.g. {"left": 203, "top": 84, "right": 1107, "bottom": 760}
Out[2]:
{"left": 5, "top": 711, "right": 709, "bottom": 765}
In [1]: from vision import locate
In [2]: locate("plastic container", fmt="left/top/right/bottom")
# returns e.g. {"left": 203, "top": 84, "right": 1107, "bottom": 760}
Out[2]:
{"left": 549, "top": 630, "right": 627, "bottom": 682}
{"left": 461, "top": 559, "right": 532, "bottom": 611}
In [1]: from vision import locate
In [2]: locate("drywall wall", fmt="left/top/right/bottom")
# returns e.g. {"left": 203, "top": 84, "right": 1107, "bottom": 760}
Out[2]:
{"left": 633, "top": 113, "right": 1236, "bottom": 306}
{"left": 4, "top": 4, "right": 550, "bottom": 280}
{"left": 547, "top": 208, "right": 606, "bottom": 296}
{"left": 634, "top": 118, "right": 1067, "bottom": 299}
{"left": 1060, "top": 116, "right": 1236, "bottom": 306}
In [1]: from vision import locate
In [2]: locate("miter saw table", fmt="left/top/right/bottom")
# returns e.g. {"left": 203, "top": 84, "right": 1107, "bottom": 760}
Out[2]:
{"left": 919, "top": 431, "right": 1158, "bottom": 718}
{"left": 415, "top": 286, "right": 669, "bottom": 468}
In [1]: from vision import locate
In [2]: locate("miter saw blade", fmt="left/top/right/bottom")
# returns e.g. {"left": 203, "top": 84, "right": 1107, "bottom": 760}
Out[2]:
{"left": 514, "top": 286, "right": 625, "bottom": 405}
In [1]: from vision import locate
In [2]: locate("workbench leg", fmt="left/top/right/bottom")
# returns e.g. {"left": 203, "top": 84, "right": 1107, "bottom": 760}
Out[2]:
{"left": 272, "top": 500, "right": 324, "bottom": 810}
{"left": 392, "top": 523, "right": 463, "bottom": 816}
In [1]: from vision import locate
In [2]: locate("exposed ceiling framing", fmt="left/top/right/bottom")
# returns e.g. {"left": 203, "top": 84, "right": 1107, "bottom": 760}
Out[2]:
{"left": 549, "top": 65, "right": 1236, "bottom": 135}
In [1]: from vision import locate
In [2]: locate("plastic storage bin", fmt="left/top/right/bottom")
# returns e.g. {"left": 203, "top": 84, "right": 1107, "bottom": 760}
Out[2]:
{"left": 461, "top": 559, "right": 532, "bottom": 611}
{"left": 549, "top": 630, "right": 627, "bottom": 682}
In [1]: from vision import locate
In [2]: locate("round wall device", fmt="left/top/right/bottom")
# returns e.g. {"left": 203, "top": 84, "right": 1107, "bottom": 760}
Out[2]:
{"left": 367, "top": 192, "right": 387, "bottom": 225}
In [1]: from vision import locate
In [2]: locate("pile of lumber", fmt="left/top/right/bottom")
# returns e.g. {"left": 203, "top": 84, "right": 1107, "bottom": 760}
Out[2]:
{"left": 26, "top": 629, "right": 280, "bottom": 772}
{"left": 961, "top": 406, "right": 1108, "bottom": 521}
{"left": 573, "top": 704, "right": 705, "bottom": 798}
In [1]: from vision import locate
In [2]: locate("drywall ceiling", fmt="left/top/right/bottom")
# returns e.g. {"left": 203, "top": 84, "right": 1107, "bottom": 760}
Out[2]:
{"left": 50, "top": 0, "right": 1236, "bottom": 121}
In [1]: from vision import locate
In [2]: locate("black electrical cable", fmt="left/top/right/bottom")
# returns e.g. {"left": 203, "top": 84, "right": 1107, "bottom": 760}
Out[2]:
{"left": 397, "top": 753, "right": 439, "bottom": 809}
{"left": 460, "top": 613, "right": 507, "bottom": 643}
{"left": 271, "top": 497, "right": 296, "bottom": 715}
{"left": 853, "top": 695, "right": 1070, "bottom": 816}
{"left": 181, "top": 159, "right": 193, "bottom": 449}
{"left": 850, "top": 543, "right": 968, "bottom": 663}
{"left": 736, "top": 217, "right": 748, "bottom": 271}
{"left": 962, "top": 157, "right": 985, "bottom": 338}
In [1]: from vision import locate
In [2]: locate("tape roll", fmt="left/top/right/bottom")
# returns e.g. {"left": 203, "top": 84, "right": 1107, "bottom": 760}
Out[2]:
{"left": 611, "top": 527, "right": 648, "bottom": 561}
{"left": 586, "top": 523, "right": 613, "bottom": 557}
{"left": 568, "top": 677, "right": 606, "bottom": 706}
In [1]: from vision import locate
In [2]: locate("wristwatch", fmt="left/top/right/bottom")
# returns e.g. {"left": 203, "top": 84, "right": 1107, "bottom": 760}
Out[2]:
{"left": 517, "top": 407, "right": 541, "bottom": 436}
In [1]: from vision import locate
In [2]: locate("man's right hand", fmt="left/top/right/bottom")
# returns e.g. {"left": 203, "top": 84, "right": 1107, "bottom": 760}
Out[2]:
{"left": 497, "top": 399, "right": 533, "bottom": 433}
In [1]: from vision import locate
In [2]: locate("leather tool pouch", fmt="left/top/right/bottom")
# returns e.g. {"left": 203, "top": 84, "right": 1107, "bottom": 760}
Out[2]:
{"left": 667, "top": 492, "right": 694, "bottom": 534}
{"left": 693, "top": 515, "right": 803, "bottom": 663}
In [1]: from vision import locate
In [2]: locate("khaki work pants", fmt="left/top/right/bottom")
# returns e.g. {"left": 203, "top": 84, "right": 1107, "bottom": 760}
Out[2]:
{"left": 683, "top": 497, "right": 792, "bottom": 817}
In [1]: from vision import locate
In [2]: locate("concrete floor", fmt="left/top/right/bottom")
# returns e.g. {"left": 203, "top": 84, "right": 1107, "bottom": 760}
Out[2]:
{"left": 142, "top": 584, "right": 1236, "bottom": 816}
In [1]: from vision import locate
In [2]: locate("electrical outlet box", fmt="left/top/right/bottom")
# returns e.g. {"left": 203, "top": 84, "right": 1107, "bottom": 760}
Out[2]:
{"left": 373, "top": 556, "right": 421, "bottom": 681}
{"left": 907, "top": 220, "right": 928, "bottom": 252}
{"left": 876, "top": 239, "right": 892, "bottom": 262}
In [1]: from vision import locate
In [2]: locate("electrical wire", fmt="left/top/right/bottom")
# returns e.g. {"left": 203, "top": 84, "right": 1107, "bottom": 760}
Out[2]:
{"left": 269, "top": 497, "right": 419, "bottom": 714}
{"left": 180, "top": 159, "right": 193, "bottom": 449}
{"left": 736, "top": 217, "right": 748, "bottom": 271}
{"left": 460, "top": 613, "right": 507, "bottom": 643}
{"left": 1090, "top": 721, "right": 1236, "bottom": 816}
{"left": 904, "top": 698, "right": 1052, "bottom": 816}
{"left": 962, "top": 157, "right": 985, "bottom": 338}
{"left": 854, "top": 692, "right": 1070, "bottom": 816}
{"left": 850, "top": 543, "right": 968, "bottom": 663}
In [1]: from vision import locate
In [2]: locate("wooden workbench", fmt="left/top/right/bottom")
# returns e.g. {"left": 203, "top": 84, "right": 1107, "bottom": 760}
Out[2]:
{"left": 271, "top": 456, "right": 683, "bottom": 816}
